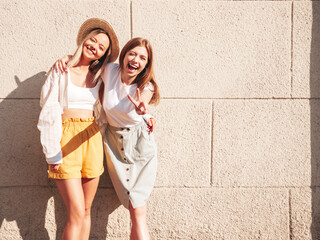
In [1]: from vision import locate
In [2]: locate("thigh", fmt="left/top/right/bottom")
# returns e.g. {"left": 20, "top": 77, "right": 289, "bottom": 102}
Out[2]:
{"left": 82, "top": 177, "right": 100, "bottom": 210}
{"left": 55, "top": 179, "right": 85, "bottom": 213}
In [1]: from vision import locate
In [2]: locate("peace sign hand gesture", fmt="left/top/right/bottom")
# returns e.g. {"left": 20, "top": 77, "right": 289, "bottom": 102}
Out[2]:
{"left": 127, "top": 88, "right": 148, "bottom": 115}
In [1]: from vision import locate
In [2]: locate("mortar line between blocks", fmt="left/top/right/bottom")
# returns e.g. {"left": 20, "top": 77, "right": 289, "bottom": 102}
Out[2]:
{"left": 1, "top": 186, "right": 315, "bottom": 189}
{"left": 130, "top": 0, "right": 133, "bottom": 39}
{"left": 160, "top": 97, "right": 317, "bottom": 100}
{"left": 290, "top": 1, "right": 294, "bottom": 99}
{"left": 289, "top": 189, "right": 293, "bottom": 239}
{"left": 2, "top": 97, "right": 320, "bottom": 100}
{"left": 210, "top": 100, "right": 214, "bottom": 186}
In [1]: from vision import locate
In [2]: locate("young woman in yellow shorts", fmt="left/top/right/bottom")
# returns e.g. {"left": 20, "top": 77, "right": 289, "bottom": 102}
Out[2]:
{"left": 37, "top": 18, "right": 119, "bottom": 240}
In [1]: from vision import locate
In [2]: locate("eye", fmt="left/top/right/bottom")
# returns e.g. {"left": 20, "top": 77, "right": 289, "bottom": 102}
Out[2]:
{"left": 90, "top": 37, "right": 96, "bottom": 42}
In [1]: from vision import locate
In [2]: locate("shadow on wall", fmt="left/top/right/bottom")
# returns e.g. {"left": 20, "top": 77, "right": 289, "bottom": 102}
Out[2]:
{"left": 311, "top": 3, "right": 320, "bottom": 239}
{"left": 0, "top": 72, "right": 120, "bottom": 239}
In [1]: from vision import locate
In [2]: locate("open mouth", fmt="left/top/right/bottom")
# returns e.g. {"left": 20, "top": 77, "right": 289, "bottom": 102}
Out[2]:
{"left": 127, "top": 63, "right": 138, "bottom": 72}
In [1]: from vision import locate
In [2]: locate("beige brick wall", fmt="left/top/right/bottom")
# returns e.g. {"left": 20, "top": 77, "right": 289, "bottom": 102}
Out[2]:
{"left": 0, "top": 0, "right": 319, "bottom": 239}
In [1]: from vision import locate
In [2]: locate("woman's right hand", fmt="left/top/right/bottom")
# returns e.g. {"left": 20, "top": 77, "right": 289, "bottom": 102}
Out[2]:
{"left": 52, "top": 55, "right": 72, "bottom": 73}
{"left": 49, "top": 164, "right": 61, "bottom": 171}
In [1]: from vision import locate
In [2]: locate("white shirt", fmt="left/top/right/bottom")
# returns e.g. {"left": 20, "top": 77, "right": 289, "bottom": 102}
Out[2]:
{"left": 101, "top": 63, "right": 154, "bottom": 127}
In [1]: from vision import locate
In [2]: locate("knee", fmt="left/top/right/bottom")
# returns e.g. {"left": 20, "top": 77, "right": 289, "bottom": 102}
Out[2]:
{"left": 69, "top": 206, "right": 86, "bottom": 224}
{"left": 84, "top": 206, "right": 92, "bottom": 217}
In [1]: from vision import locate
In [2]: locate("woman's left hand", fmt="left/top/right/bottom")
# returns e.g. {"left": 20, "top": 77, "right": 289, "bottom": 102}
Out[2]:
{"left": 128, "top": 88, "right": 148, "bottom": 115}
{"left": 147, "top": 118, "right": 155, "bottom": 133}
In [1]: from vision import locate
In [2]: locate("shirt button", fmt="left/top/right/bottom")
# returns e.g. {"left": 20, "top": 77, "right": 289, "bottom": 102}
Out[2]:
{"left": 126, "top": 179, "right": 129, "bottom": 182}
{"left": 121, "top": 128, "right": 125, "bottom": 131}
{"left": 124, "top": 158, "right": 127, "bottom": 161}
{"left": 127, "top": 128, "right": 130, "bottom": 131}
{"left": 121, "top": 148, "right": 124, "bottom": 151}
{"left": 127, "top": 191, "right": 130, "bottom": 195}
{"left": 126, "top": 168, "right": 129, "bottom": 171}
{"left": 120, "top": 135, "right": 123, "bottom": 139}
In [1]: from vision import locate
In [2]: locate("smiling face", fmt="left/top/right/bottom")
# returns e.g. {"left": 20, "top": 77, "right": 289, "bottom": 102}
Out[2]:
{"left": 82, "top": 32, "right": 110, "bottom": 62}
{"left": 122, "top": 46, "right": 148, "bottom": 80}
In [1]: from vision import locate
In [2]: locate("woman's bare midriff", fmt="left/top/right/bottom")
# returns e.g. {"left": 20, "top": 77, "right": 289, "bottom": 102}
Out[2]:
{"left": 62, "top": 109, "right": 94, "bottom": 121}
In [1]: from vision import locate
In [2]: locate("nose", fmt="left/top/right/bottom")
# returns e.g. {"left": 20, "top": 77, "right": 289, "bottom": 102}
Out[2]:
{"left": 90, "top": 43, "right": 97, "bottom": 52}
{"left": 132, "top": 55, "right": 138, "bottom": 63}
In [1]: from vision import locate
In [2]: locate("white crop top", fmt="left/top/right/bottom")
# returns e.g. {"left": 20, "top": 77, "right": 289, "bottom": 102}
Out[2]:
{"left": 67, "top": 73, "right": 101, "bottom": 111}
{"left": 101, "top": 63, "right": 154, "bottom": 127}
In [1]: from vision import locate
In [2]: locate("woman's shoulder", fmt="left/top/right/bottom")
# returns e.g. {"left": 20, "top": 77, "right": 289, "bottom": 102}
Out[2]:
{"left": 106, "top": 62, "right": 119, "bottom": 70}
{"left": 107, "top": 62, "right": 121, "bottom": 76}
{"left": 102, "top": 63, "right": 120, "bottom": 83}
{"left": 144, "top": 81, "right": 155, "bottom": 91}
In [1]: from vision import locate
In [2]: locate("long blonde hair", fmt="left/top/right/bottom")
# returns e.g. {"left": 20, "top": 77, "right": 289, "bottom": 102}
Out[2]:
{"left": 119, "top": 37, "right": 160, "bottom": 105}
{"left": 68, "top": 29, "right": 111, "bottom": 84}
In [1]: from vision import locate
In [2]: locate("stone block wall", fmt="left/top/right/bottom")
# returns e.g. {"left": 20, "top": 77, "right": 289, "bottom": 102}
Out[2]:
{"left": 0, "top": 0, "right": 319, "bottom": 239}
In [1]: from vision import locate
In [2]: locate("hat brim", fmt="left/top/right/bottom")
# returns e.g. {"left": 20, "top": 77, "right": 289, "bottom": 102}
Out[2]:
{"left": 77, "top": 18, "right": 119, "bottom": 62}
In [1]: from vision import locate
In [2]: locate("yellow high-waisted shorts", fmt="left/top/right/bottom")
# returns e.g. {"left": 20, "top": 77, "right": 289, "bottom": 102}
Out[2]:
{"left": 48, "top": 117, "right": 104, "bottom": 179}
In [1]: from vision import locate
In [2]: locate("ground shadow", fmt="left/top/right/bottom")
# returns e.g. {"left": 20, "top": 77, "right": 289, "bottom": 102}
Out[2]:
{"left": 0, "top": 72, "right": 120, "bottom": 239}
{"left": 311, "top": 2, "right": 320, "bottom": 239}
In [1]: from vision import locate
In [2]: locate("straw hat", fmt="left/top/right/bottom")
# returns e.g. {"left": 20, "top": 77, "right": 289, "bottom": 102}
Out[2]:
{"left": 77, "top": 18, "right": 119, "bottom": 62}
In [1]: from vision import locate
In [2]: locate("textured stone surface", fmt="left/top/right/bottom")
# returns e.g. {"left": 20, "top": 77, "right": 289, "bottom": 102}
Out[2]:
{"left": 133, "top": 1, "right": 291, "bottom": 98}
{"left": 291, "top": 188, "right": 312, "bottom": 240}
{"left": 0, "top": 0, "right": 318, "bottom": 239}
{"left": 0, "top": 99, "right": 46, "bottom": 186}
{"left": 0, "top": 187, "right": 129, "bottom": 240}
{"left": 213, "top": 100, "right": 311, "bottom": 187}
{"left": 149, "top": 99, "right": 212, "bottom": 187}
{"left": 293, "top": 2, "right": 320, "bottom": 98}
{"left": 0, "top": 0, "right": 130, "bottom": 98}
{"left": 148, "top": 188, "right": 289, "bottom": 239}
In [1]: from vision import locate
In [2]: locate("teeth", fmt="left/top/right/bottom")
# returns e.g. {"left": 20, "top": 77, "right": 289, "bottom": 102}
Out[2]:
{"left": 129, "top": 64, "right": 138, "bottom": 69}
{"left": 87, "top": 47, "right": 94, "bottom": 54}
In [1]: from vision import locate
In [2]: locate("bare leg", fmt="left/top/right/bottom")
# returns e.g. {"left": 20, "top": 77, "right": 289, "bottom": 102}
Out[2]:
{"left": 129, "top": 202, "right": 150, "bottom": 240}
{"left": 79, "top": 177, "right": 100, "bottom": 240}
{"left": 55, "top": 179, "right": 85, "bottom": 240}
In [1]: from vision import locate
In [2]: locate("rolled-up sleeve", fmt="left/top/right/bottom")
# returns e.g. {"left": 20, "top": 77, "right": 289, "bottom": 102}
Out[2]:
{"left": 37, "top": 69, "right": 63, "bottom": 164}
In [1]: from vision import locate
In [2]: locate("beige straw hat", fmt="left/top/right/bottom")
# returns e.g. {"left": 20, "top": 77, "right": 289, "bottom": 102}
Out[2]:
{"left": 77, "top": 18, "right": 119, "bottom": 62}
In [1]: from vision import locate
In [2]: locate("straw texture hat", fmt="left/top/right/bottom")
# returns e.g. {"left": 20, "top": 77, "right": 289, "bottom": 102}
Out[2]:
{"left": 77, "top": 18, "right": 119, "bottom": 62}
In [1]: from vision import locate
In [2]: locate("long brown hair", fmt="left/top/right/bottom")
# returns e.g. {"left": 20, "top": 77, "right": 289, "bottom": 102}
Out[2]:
{"left": 119, "top": 37, "right": 160, "bottom": 105}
